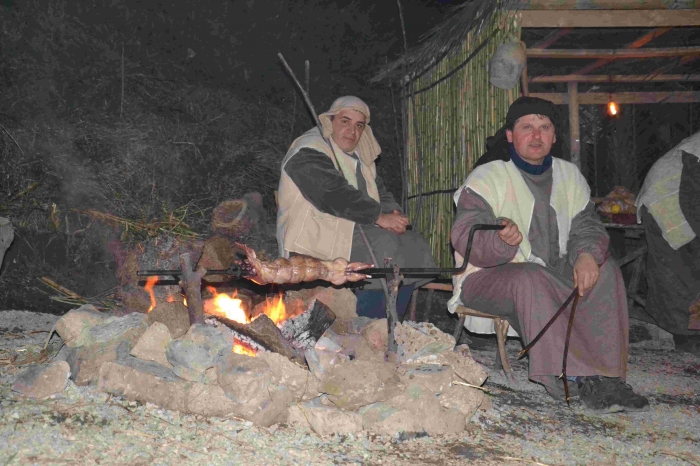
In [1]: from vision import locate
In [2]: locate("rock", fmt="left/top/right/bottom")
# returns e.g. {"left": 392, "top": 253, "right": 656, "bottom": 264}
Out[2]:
{"left": 305, "top": 348, "right": 350, "bottom": 379}
{"left": 313, "top": 331, "right": 343, "bottom": 352}
{"left": 395, "top": 321, "right": 455, "bottom": 364}
{"left": 74, "top": 312, "right": 149, "bottom": 348}
{"left": 334, "top": 334, "right": 384, "bottom": 362}
{"left": 397, "top": 364, "right": 453, "bottom": 394}
{"left": 98, "top": 358, "right": 239, "bottom": 417}
{"left": 359, "top": 402, "right": 422, "bottom": 436}
{"left": 314, "top": 287, "right": 357, "bottom": 320}
{"left": 148, "top": 301, "right": 191, "bottom": 339}
{"left": 387, "top": 383, "right": 465, "bottom": 436}
{"left": 54, "top": 305, "right": 106, "bottom": 347}
{"left": 12, "top": 361, "right": 70, "bottom": 399}
{"left": 199, "top": 236, "right": 237, "bottom": 283}
{"left": 99, "top": 358, "right": 189, "bottom": 411}
{"left": 319, "top": 360, "right": 405, "bottom": 410}
{"left": 216, "top": 352, "right": 271, "bottom": 403}
{"left": 166, "top": 324, "right": 234, "bottom": 381}
{"left": 413, "top": 345, "right": 488, "bottom": 386}
{"left": 437, "top": 384, "right": 485, "bottom": 418}
{"left": 257, "top": 351, "right": 315, "bottom": 401}
{"left": 361, "top": 318, "right": 389, "bottom": 351}
{"left": 64, "top": 313, "right": 149, "bottom": 386}
{"left": 288, "top": 398, "right": 363, "bottom": 436}
{"left": 131, "top": 322, "right": 172, "bottom": 368}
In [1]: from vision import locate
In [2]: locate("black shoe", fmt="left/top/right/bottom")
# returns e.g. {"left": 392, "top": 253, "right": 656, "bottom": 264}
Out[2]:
{"left": 578, "top": 376, "right": 650, "bottom": 414}
{"left": 543, "top": 377, "right": 580, "bottom": 401}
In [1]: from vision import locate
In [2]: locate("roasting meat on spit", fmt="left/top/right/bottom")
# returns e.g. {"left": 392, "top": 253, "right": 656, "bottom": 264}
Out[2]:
{"left": 237, "top": 243, "right": 373, "bottom": 286}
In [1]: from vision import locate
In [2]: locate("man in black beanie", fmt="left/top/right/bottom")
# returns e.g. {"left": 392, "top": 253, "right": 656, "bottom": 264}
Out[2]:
{"left": 449, "top": 96, "right": 648, "bottom": 413}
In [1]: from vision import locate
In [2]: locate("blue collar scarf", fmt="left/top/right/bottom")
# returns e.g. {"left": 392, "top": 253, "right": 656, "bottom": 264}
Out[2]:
{"left": 509, "top": 144, "right": 552, "bottom": 175}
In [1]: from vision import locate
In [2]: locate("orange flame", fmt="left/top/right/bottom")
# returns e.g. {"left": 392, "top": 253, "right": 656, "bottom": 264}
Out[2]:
{"left": 204, "top": 287, "right": 249, "bottom": 324}
{"left": 608, "top": 101, "right": 618, "bottom": 116}
{"left": 144, "top": 276, "right": 158, "bottom": 312}
{"left": 232, "top": 338, "right": 257, "bottom": 357}
{"left": 263, "top": 294, "right": 287, "bottom": 325}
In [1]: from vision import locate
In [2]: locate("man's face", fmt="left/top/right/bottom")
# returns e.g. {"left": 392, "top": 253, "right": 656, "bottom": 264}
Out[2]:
{"left": 506, "top": 114, "right": 556, "bottom": 165}
{"left": 331, "top": 109, "right": 366, "bottom": 153}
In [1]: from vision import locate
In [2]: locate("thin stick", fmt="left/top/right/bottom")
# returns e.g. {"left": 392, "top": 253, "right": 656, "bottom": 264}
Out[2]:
{"left": 561, "top": 293, "right": 580, "bottom": 405}
{"left": 0, "top": 123, "right": 26, "bottom": 159}
{"left": 277, "top": 53, "right": 390, "bottom": 302}
{"left": 304, "top": 60, "right": 310, "bottom": 95}
{"left": 39, "top": 277, "right": 84, "bottom": 300}
{"left": 518, "top": 288, "right": 578, "bottom": 359}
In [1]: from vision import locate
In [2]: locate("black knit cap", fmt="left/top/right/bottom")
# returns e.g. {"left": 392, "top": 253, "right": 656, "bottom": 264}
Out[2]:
{"left": 505, "top": 96, "right": 557, "bottom": 128}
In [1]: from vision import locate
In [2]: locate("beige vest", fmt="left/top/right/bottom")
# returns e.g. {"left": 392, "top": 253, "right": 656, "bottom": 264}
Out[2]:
{"left": 636, "top": 131, "right": 700, "bottom": 250}
{"left": 276, "top": 128, "right": 380, "bottom": 260}
{"left": 448, "top": 159, "right": 591, "bottom": 335}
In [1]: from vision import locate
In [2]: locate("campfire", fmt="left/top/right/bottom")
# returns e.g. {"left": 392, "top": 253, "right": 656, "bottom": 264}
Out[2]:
{"left": 18, "top": 239, "right": 490, "bottom": 437}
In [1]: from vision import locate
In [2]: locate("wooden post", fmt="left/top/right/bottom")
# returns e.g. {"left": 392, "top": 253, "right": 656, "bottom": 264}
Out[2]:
{"left": 179, "top": 253, "right": 206, "bottom": 325}
{"left": 521, "top": 55, "right": 529, "bottom": 97}
{"left": 568, "top": 81, "right": 581, "bottom": 170}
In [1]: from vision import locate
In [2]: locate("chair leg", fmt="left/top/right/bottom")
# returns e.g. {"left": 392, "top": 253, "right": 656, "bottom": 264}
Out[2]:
{"left": 453, "top": 315, "right": 466, "bottom": 343}
{"left": 408, "top": 289, "right": 419, "bottom": 322}
{"left": 494, "top": 318, "right": 515, "bottom": 384}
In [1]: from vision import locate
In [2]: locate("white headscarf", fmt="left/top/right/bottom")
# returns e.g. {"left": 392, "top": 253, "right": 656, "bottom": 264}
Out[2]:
{"left": 319, "top": 96, "right": 382, "bottom": 167}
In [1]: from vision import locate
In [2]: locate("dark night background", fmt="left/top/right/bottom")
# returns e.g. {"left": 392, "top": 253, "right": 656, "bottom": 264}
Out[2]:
{"left": 0, "top": 0, "right": 464, "bottom": 311}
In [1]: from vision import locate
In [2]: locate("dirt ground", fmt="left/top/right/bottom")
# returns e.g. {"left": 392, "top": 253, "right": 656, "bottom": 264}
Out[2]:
{"left": 1, "top": 306, "right": 699, "bottom": 466}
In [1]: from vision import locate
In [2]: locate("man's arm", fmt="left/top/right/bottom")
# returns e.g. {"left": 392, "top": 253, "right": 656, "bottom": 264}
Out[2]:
{"left": 566, "top": 201, "right": 610, "bottom": 267}
{"left": 284, "top": 148, "right": 381, "bottom": 224}
{"left": 375, "top": 174, "right": 402, "bottom": 214}
{"left": 451, "top": 188, "right": 518, "bottom": 267}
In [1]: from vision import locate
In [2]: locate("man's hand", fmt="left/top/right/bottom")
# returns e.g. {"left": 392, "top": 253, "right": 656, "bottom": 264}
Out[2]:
{"left": 497, "top": 219, "right": 523, "bottom": 246}
{"left": 573, "top": 253, "right": 600, "bottom": 297}
{"left": 375, "top": 210, "right": 409, "bottom": 234}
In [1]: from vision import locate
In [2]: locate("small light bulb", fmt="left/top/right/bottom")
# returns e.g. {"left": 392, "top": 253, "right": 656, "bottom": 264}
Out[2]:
{"left": 608, "top": 101, "right": 618, "bottom": 116}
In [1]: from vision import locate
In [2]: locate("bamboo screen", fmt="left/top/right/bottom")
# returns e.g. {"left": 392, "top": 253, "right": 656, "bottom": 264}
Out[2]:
{"left": 404, "top": 12, "right": 521, "bottom": 268}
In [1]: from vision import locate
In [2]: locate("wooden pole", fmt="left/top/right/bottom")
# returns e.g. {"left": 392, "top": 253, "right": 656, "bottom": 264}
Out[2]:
{"left": 520, "top": 10, "right": 700, "bottom": 28}
{"left": 531, "top": 74, "right": 700, "bottom": 84}
{"left": 568, "top": 82, "right": 581, "bottom": 170}
{"left": 527, "top": 46, "right": 700, "bottom": 59}
{"left": 531, "top": 91, "right": 700, "bottom": 105}
{"left": 521, "top": 59, "right": 530, "bottom": 96}
{"left": 179, "top": 253, "right": 206, "bottom": 325}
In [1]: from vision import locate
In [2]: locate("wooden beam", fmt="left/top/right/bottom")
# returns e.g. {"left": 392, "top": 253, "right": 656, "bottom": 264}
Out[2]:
{"left": 531, "top": 91, "right": 700, "bottom": 104}
{"left": 531, "top": 28, "right": 572, "bottom": 49}
{"left": 531, "top": 74, "right": 700, "bottom": 83}
{"left": 527, "top": 46, "right": 700, "bottom": 59}
{"left": 514, "top": 0, "right": 699, "bottom": 10}
{"left": 573, "top": 27, "right": 671, "bottom": 76}
{"left": 521, "top": 10, "right": 700, "bottom": 27}
{"left": 568, "top": 82, "right": 581, "bottom": 170}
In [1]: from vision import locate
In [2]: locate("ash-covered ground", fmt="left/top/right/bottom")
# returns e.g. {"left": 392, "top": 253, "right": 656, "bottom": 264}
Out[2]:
{"left": 0, "top": 308, "right": 698, "bottom": 466}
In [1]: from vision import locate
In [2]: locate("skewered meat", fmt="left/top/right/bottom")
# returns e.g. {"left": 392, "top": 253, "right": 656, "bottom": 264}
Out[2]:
{"left": 237, "top": 243, "right": 372, "bottom": 286}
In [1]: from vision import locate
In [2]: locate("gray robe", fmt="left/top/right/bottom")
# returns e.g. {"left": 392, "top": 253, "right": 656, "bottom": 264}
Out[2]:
{"left": 452, "top": 167, "right": 629, "bottom": 388}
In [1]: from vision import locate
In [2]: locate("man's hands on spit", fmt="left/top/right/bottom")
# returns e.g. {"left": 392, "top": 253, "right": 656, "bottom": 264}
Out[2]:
{"left": 497, "top": 219, "right": 523, "bottom": 246}
{"left": 375, "top": 210, "right": 409, "bottom": 234}
{"left": 573, "top": 252, "right": 600, "bottom": 297}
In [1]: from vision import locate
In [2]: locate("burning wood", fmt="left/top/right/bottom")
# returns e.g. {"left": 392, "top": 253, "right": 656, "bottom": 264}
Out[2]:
{"left": 237, "top": 243, "right": 372, "bottom": 286}
{"left": 208, "top": 313, "right": 305, "bottom": 365}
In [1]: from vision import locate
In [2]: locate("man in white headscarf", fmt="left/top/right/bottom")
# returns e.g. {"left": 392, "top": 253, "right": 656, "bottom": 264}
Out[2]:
{"left": 277, "top": 96, "right": 436, "bottom": 318}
